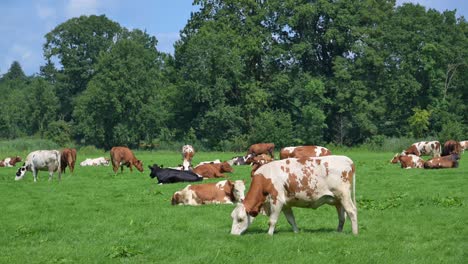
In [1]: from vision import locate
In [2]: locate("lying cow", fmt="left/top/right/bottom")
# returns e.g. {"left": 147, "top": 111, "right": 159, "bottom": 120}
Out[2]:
{"left": 391, "top": 154, "right": 424, "bottom": 169}
{"left": 60, "top": 148, "right": 77, "bottom": 174}
{"left": 110, "top": 146, "right": 143, "bottom": 174}
{"left": 193, "top": 161, "right": 233, "bottom": 179}
{"left": 402, "top": 141, "right": 441, "bottom": 157}
{"left": 148, "top": 164, "right": 202, "bottom": 184}
{"left": 80, "top": 157, "right": 110, "bottom": 166}
{"left": 181, "top": 145, "right": 195, "bottom": 170}
{"left": 15, "top": 150, "right": 61, "bottom": 182}
{"left": 280, "top": 146, "right": 331, "bottom": 159}
{"left": 228, "top": 155, "right": 253, "bottom": 166}
{"left": 0, "top": 156, "right": 22, "bottom": 167}
{"left": 247, "top": 143, "right": 275, "bottom": 158}
{"left": 424, "top": 154, "right": 460, "bottom": 169}
{"left": 194, "top": 159, "right": 221, "bottom": 168}
{"left": 230, "top": 155, "right": 358, "bottom": 236}
{"left": 171, "top": 180, "right": 246, "bottom": 206}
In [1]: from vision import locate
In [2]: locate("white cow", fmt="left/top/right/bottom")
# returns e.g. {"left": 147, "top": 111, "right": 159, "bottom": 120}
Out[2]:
{"left": 80, "top": 157, "right": 110, "bottom": 166}
{"left": 231, "top": 155, "right": 358, "bottom": 236}
{"left": 15, "top": 150, "right": 61, "bottom": 182}
{"left": 460, "top": 141, "right": 467, "bottom": 153}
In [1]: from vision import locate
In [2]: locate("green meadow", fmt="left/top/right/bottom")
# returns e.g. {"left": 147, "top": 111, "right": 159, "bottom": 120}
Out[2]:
{"left": 0, "top": 149, "right": 466, "bottom": 263}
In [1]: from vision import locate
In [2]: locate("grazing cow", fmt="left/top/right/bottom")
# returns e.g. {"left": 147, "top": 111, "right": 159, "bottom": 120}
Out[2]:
{"left": 182, "top": 145, "right": 195, "bottom": 170}
{"left": 15, "top": 150, "right": 61, "bottom": 182}
{"left": 402, "top": 141, "right": 441, "bottom": 157}
{"left": 0, "top": 156, "right": 22, "bottom": 167}
{"left": 460, "top": 140, "right": 467, "bottom": 153}
{"left": 110, "top": 146, "right": 143, "bottom": 174}
{"left": 193, "top": 162, "right": 233, "bottom": 179}
{"left": 80, "top": 157, "right": 110, "bottom": 166}
{"left": 280, "top": 146, "right": 332, "bottom": 159}
{"left": 148, "top": 164, "right": 202, "bottom": 184}
{"left": 442, "top": 140, "right": 461, "bottom": 156}
{"left": 247, "top": 143, "right": 275, "bottom": 158}
{"left": 60, "top": 148, "right": 77, "bottom": 174}
{"left": 424, "top": 154, "right": 460, "bottom": 169}
{"left": 171, "top": 180, "right": 246, "bottom": 206}
{"left": 394, "top": 154, "right": 424, "bottom": 169}
{"left": 230, "top": 155, "right": 358, "bottom": 236}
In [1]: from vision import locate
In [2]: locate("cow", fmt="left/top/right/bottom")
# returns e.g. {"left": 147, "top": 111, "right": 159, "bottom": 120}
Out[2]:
{"left": 228, "top": 155, "right": 254, "bottom": 166}
{"left": 110, "top": 146, "right": 143, "bottom": 174}
{"left": 250, "top": 154, "right": 274, "bottom": 177}
{"left": 280, "top": 146, "right": 332, "bottom": 159}
{"left": 460, "top": 140, "right": 468, "bottom": 153}
{"left": 148, "top": 164, "right": 202, "bottom": 184}
{"left": 194, "top": 159, "right": 221, "bottom": 168}
{"left": 392, "top": 154, "right": 425, "bottom": 169}
{"left": 171, "top": 180, "right": 246, "bottom": 206}
{"left": 60, "top": 148, "right": 77, "bottom": 174}
{"left": 230, "top": 155, "right": 358, "bottom": 236}
{"left": 193, "top": 162, "right": 233, "bottom": 179}
{"left": 442, "top": 140, "right": 461, "bottom": 156}
{"left": 424, "top": 154, "right": 460, "bottom": 169}
{"left": 0, "top": 156, "right": 22, "bottom": 167}
{"left": 80, "top": 157, "right": 110, "bottom": 166}
{"left": 402, "top": 141, "right": 441, "bottom": 157}
{"left": 15, "top": 150, "right": 61, "bottom": 182}
{"left": 247, "top": 143, "right": 275, "bottom": 158}
{"left": 182, "top": 145, "right": 195, "bottom": 170}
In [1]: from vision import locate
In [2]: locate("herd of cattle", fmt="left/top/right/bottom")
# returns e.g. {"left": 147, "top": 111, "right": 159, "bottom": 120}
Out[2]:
{"left": 2, "top": 140, "right": 466, "bottom": 235}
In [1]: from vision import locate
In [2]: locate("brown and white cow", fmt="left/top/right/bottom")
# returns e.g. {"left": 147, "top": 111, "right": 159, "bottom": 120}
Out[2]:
{"left": 247, "top": 143, "right": 275, "bottom": 158}
{"left": 460, "top": 140, "right": 467, "bottom": 153}
{"left": 60, "top": 148, "right": 77, "bottom": 174}
{"left": 15, "top": 150, "right": 61, "bottom": 182}
{"left": 193, "top": 162, "right": 233, "bottom": 179}
{"left": 171, "top": 180, "right": 246, "bottom": 206}
{"left": 0, "top": 156, "right": 22, "bottom": 167}
{"left": 402, "top": 141, "right": 441, "bottom": 157}
{"left": 250, "top": 154, "right": 274, "bottom": 177}
{"left": 231, "top": 155, "right": 358, "bottom": 236}
{"left": 391, "top": 154, "right": 424, "bottom": 169}
{"left": 424, "top": 154, "right": 460, "bottom": 169}
{"left": 181, "top": 145, "right": 195, "bottom": 170}
{"left": 280, "top": 145, "right": 331, "bottom": 159}
{"left": 110, "top": 146, "right": 143, "bottom": 174}
{"left": 442, "top": 140, "right": 461, "bottom": 156}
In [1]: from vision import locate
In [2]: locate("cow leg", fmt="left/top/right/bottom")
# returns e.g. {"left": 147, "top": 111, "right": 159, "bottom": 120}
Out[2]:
{"left": 341, "top": 197, "right": 358, "bottom": 235}
{"left": 32, "top": 168, "right": 38, "bottom": 182}
{"left": 282, "top": 207, "right": 299, "bottom": 233}
{"left": 267, "top": 204, "right": 282, "bottom": 235}
{"left": 335, "top": 204, "right": 346, "bottom": 232}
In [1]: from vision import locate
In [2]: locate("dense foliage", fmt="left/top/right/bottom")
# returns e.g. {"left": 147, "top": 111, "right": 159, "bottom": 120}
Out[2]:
{"left": 0, "top": 1, "right": 466, "bottom": 150}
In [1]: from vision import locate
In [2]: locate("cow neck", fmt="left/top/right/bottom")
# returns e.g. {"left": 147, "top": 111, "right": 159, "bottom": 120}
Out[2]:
{"left": 243, "top": 174, "right": 269, "bottom": 217}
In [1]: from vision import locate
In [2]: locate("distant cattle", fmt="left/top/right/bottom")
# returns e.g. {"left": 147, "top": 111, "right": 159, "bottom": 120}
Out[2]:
{"left": 228, "top": 155, "right": 253, "bottom": 166}
{"left": 171, "top": 180, "right": 246, "bottom": 206}
{"left": 391, "top": 154, "right": 424, "bottom": 169}
{"left": 247, "top": 143, "right": 275, "bottom": 158}
{"left": 148, "top": 164, "right": 202, "bottom": 184}
{"left": 230, "top": 155, "right": 357, "bottom": 235}
{"left": 80, "top": 157, "right": 110, "bottom": 166}
{"left": 280, "top": 146, "right": 331, "bottom": 159}
{"left": 181, "top": 145, "right": 195, "bottom": 170}
{"left": 60, "top": 148, "right": 77, "bottom": 174}
{"left": 424, "top": 154, "right": 460, "bottom": 169}
{"left": 460, "top": 141, "right": 467, "bottom": 153}
{"left": 0, "top": 156, "right": 22, "bottom": 167}
{"left": 110, "top": 146, "right": 143, "bottom": 174}
{"left": 193, "top": 161, "right": 233, "bottom": 179}
{"left": 402, "top": 141, "right": 441, "bottom": 157}
{"left": 15, "top": 150, "right": 61, "bottom": 182}
{"left": 442, "top": 140, "right": 461, "bottom": 156}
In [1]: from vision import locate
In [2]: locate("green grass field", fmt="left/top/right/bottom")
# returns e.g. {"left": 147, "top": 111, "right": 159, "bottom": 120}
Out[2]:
{"left": 1, "top": 149, "right": 467, "bottom": 263}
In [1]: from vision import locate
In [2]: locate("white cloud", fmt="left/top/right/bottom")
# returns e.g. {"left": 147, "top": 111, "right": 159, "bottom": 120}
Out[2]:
{"left": 66, "top": 0, "right": 99, "bottom": 18}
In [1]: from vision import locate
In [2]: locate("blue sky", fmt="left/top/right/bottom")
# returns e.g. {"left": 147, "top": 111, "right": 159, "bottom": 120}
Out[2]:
{"left": 0, "top": 0, "right": 466, "bottom": 76}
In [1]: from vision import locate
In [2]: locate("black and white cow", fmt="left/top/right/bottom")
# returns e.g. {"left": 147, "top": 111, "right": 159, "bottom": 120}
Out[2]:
{"left": 148, "top": 164, "right": 203, "bottom": 184}
{"left": 15, "top": 150, "right": 61, "bottom": 182}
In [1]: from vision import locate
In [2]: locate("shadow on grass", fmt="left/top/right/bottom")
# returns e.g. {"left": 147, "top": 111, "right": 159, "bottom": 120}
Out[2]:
{"left": 241, "top": 227, "right": 336, "bottom": 235}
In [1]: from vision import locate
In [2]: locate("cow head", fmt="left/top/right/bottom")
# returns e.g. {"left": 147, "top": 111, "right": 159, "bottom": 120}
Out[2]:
{"left": 220, "top": 162, "right": 233, "bottom": 173}
{"left": 230, "top": 203, "right": 254, "bottom": 235}
{"left": 390, "top": 154, "right": 400, "bottom": 163}
{"left": 15, "top": 164, "right": 28, "bottom": 181}
{"left": 134, "top": 159, "right": 144, "bottom": 172}
{"left": 148, "top": 164, "right": 161, "bottom": 178}
{"left": 171, "top": 192, "right": 182, "bottom": 205}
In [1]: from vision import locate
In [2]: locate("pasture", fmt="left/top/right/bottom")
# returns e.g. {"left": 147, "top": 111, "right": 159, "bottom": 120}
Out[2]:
{"left": 0, "top": 149, "right": 467, "bottom": 263}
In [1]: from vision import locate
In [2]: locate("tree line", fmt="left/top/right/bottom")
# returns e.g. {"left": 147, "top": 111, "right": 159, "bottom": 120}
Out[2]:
{"left": 0, "top": 0, "right": 466, "bottom": 150}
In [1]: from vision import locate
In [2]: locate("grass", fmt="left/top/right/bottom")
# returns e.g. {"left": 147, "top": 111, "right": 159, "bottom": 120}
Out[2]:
{"left": 0, "top": 149, "right": 467, "bottom": 263}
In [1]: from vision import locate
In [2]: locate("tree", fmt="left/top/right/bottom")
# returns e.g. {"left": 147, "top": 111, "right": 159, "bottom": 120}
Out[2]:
{"left": 1, "top": 61, "right": 26, "bottom": 81}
